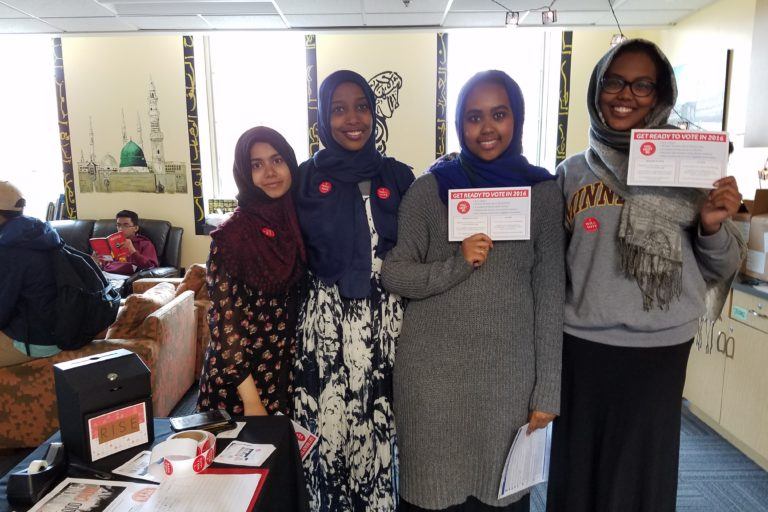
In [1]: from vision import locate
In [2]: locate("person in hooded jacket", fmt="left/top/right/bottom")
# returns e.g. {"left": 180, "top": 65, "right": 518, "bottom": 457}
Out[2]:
{"left": 0, "top": 180, "right": 62, "bottom": 366}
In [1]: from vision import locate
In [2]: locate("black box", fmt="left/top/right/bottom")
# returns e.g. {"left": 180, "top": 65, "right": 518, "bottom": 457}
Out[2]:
{"left": 54, "top": 349, "right": 154, "bottom": 462}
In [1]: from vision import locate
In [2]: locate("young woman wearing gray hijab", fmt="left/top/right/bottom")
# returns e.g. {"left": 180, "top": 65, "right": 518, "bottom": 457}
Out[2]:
{"left": 545, "top": 39, "right": 745, "bottom": 512}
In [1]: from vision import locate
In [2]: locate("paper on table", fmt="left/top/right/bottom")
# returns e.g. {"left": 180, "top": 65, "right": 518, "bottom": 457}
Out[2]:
{"left": 140, "top": 471, "right": 265, "bottom": 512}
{"left": 113, "top": 450, "right": 161, "bottom": 483}
{"left": 498, "top": 423, "right": 552, "bottom": 499}
{"left": 214, "top": 441, "right": 276, "bottom": 467}
{"left": 217, "top": 421, "right": 246, "bottom": 439}
{"left": 29, "top": 478, "right": 157, "bottom": 512}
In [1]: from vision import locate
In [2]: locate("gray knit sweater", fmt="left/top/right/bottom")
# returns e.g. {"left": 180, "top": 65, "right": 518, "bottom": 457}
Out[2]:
{"left": 381, "top": 174, "right": 565, "bottom": 509}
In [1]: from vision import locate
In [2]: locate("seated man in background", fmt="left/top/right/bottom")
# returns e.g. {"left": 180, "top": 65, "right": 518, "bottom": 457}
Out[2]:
{"left": 97, "top": 209, "right": 159, "bottom": 280}
{"left": 0, "top": 181, "right": 61, "bottom": 367}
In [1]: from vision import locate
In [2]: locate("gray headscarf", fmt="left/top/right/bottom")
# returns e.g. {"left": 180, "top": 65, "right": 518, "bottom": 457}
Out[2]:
{"left": 585, "top": 38, "right": 745, "bottom": 317}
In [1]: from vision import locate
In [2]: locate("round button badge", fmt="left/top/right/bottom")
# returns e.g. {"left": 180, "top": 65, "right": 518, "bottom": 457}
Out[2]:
{"left": 583, "top": 217, "right": 600, "bottom": 233}
{"left": 261, "top": 227, "right": 276, "bottom": 238}
{"left": 319, "top": 181, "right": 332, "bottom": 194}
{"left": 376, "top": 187, "right": 391, "bottom": 200}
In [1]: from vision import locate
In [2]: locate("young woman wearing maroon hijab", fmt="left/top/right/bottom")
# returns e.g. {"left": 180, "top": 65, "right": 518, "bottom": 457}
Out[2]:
{"left": 197, "top": 126, "right": 306, "bottom": 416}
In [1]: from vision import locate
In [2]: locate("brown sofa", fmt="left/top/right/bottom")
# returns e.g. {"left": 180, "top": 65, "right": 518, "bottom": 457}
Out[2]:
{"left": 0, "top": 285, "right": 197, "bottom": 449}
{"left": 133, "top": 264, "right": 211, "bottom": 377}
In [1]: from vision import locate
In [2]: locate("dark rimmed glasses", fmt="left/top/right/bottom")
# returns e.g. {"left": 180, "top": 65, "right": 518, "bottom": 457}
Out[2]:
{"left": 600, "top": 77, "right": 656, "bottom": 97}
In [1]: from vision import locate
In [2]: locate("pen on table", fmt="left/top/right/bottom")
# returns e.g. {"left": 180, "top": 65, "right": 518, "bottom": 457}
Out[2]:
{"left": 68, "top": 462, "right": 113, "bottom": 480}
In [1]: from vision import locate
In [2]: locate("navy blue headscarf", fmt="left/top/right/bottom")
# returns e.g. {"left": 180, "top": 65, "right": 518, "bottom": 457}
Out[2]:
{"left": 430, "top": 70, "right": 554, "bottom": 203}
{"left": 294, "top": 70, "right": 414, "bottom": 299}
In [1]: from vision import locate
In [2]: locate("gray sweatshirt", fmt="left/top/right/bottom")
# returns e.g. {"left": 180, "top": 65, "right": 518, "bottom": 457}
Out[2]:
{"left": 559, "top": 152, "right": 742, "bottom": 347}
{"left": 382, "top": 174, "right": 564, "bottom": 508}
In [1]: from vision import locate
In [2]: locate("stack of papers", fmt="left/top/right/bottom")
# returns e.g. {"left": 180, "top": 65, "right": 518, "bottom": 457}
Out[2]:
{"left": 498, "top": 423, "right": 552, "bottom": 499}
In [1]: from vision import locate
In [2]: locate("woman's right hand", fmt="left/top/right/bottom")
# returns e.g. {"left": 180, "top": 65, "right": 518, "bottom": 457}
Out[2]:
{"left": 461, "top": 233, "right": 493, "bottom": 268}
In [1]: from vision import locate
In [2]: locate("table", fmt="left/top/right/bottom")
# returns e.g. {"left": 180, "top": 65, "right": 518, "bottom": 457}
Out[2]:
{"left": 0, "top": 416, "right": 309, "bottom": 512}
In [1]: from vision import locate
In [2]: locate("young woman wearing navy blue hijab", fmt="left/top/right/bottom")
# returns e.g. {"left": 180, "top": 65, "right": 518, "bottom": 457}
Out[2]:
{"left": 382, "top": 70, "right": 565, "bottom": 511}
{"left": 292, "top": 70, "right": 414, "bottom": 511}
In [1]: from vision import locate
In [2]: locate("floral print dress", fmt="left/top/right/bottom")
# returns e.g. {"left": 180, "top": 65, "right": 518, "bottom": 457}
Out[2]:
{"left": 293, "top": 195, "right": 404, "bottom": 511}
{"left": 197, "top": 240, "right": 297, "bottom": 416}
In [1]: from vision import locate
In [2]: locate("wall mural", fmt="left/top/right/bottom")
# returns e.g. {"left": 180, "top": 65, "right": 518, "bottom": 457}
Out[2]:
{"left": 368, "top": 71, "right": 403, "bottom": 154}
{"left": 556, "top": 31, "right": 573, "bottom": 166}
{"left": 313, "top": 32, "right": 440, "bottom": 176}
{"left": 53, "top": 37, "right": 77, "bottom": 219}
{"left": 75, "top": 78, "right": 189, "bottom": 195}
{"left": 435, "top": 33, "right": 448, "bottom": 159}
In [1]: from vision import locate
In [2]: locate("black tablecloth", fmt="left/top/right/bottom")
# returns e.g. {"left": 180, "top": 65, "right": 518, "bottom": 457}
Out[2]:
{"left": 0, "top": 416, "right": 309, "bottom": 512}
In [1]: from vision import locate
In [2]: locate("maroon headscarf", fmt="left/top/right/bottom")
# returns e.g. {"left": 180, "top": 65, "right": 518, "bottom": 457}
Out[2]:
{"left": 211, "top": 126, "right": 306, "bottom": 294}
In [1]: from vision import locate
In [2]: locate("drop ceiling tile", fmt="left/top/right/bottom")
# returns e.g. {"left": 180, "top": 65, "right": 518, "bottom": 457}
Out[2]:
{"left": 202, "top": 14, "right": 287, "bottom": 29}
{"left": 3, "top": 0, "right": 115, "bottom": 17}
{"left": 0, "top": 4, "right": 27, "bottom": 17}
{"left": 110, "top": 2, "right": 277, "bottom": 16}
{"left": 276, "top": 0, "right": 361, "bottom": 15}
{"left": 363, "top": 0, "right": 448, "bottom": 13}
{"left": 0, "top": 17, "right": 58, "bottom": 32}
{"left": 40, "top": 16, "right": 135, "bottom": 31}
{"left": 366, "top": 12, "right": 444, "bottom": 25}
{"left": 443, "top": 11, "right": 504, "bottom": 27}
{"left": 599, "top": 9, "right": 694, "bottom": 25}
{"left": 284, "top": 13, "right": 365, "bottom": 26}
{"left": 122, "top": 15, "right": 211, "bottom": 29}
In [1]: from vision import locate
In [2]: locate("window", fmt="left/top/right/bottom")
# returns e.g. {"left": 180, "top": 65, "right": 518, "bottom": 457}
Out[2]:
{"left": 0, "top": 36, "right": 62, "bottom": 219}
{"left": 446, "top": 28, "right": 562, "bottom": 170}
{"left": 205, "top": 33, "right": 309, "bottom": 200}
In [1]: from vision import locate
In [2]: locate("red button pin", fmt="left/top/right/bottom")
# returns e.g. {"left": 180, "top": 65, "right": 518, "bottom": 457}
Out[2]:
{"left": 583, "top": 217, "right": 600, "bottom": 233}
{"left": 261, "top": 227, "right": 276, "bottom": 238}
{"left": 319, "top": 181, "right": 332, "bottom": 194}
{"left": 376, "top": 187, "right": 391, "bottom": 200}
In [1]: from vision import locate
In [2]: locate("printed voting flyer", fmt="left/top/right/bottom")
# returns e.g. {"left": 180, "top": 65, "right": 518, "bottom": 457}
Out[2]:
{"left": 29, "top": 478, "right": 157, "bottom": 512}
{"left": 448, "top": 187, "right": 531, "bottom": 242}
{"left": 627, "top": 129, "right": 728, "bottom": 188}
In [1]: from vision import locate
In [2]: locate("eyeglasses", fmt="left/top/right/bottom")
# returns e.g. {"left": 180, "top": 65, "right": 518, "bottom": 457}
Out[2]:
{"left": 600, "top": 77, "right": 656, "bottom": 97}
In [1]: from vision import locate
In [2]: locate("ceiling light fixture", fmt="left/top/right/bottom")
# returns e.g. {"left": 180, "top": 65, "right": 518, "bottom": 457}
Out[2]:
{"left": 607, "top": 0, "right": 625, "bottom": 46}
{"left": 541, "top": 8, "right": 557, "bottom": 24}
{"left": 505, "top": 11, "right": 520, "bottom": 26}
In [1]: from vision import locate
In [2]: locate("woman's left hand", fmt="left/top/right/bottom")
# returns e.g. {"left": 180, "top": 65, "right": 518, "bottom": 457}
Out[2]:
{"left": 527, "top": 410, "right": 556, "bottom": 435}
{"left": 700, "top": 176, "right": 742, "bottom": 235}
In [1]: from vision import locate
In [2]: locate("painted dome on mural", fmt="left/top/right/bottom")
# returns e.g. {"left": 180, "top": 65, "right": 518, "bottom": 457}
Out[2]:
{"left": 119, "top": 141, "right": 148, "bottom": 169}
{"left": 101, "top": 154, "right": 118, "bottom": 168}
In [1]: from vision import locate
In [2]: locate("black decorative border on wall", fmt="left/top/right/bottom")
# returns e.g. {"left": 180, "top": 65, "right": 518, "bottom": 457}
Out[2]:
{"left": 556, "top": 31, "right": 573, "bottom": 166}
{"left": 435, "top": 32, "right": 448, "bottom": 159}
{"left": 53, "top": 37, "right": 77, "bottom": 220}
{"left": 305, "top": 34, "right": 320, "bottom": 157}
{"left": 183, "top": 35, "right": 205, "bottom": 235}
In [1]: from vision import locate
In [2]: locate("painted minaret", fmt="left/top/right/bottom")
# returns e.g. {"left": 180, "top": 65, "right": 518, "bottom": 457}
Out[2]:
{"left": 148, "top": 78, "right": 165, "bottom": 175}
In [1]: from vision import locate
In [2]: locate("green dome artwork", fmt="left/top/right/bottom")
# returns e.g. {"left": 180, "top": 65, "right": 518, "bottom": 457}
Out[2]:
{"left": 119, "top": 141, "right": 148, "bottom": 168}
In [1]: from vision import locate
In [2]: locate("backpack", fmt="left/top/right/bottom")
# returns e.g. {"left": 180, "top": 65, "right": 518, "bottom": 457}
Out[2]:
{"left": 52, "top": 245, "right": 121, "bottom": 350}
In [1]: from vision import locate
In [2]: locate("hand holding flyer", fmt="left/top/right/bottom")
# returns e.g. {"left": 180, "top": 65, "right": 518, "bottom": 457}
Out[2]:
{"left": 627, "top": 129, "right": 729, "bottom": 188}
{"left": 448, "top": 187, "right": 531, "bottom": 242}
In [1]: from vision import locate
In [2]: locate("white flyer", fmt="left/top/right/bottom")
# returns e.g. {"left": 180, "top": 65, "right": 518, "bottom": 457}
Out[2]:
{"left": 112, "top": 450, "right": 161, "bottom": 483}
{"left": 498, "top": 423, "right": 552, "bottom": 499}
{"left": 448, "top": 187, "right": 531, "bottom": 242}
{"left": 275, "top": 412, "right": 319, "bottom": 460}
{"left": 213, "top": 441, "right": 276, "bottom": 467}
{"left": 29, "top": 478, "right": 158, "bottom": 512}
{"left": 627, "top": 129, "right": 728, "bottom": 189}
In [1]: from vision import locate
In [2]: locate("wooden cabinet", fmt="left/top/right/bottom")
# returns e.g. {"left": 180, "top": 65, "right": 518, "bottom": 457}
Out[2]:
{"left": 684, "top": 314, "right": 728, "bottom": 422}
{"left": 684, "top": 287, "right": 768, "bottom": 469}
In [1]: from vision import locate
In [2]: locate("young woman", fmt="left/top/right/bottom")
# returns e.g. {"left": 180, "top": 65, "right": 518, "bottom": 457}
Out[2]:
{"left": 197, "top": 126, "right": 306, "bottom": 417}
{"left": 545, "top": 39, "right": 745, "bottom": 512}
{"left": 292, "top": 70, "right": 414, "bottom": 511}
{"left": 381, "top": 70, "right": 564, "bottom": 512}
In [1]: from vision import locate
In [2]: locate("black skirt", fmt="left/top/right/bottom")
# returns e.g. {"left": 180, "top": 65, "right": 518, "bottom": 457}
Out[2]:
{"left": 546, "top": 333, "right": 693, "bottom": 512}
{"left": 400, "top": 495, "right": 530, "bottom": 512}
